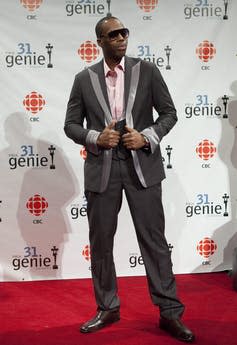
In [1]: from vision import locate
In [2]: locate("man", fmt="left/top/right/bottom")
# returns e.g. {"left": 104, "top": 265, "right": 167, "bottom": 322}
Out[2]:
{"left": 64, "top": 16, "right": 195, "bottom": 343}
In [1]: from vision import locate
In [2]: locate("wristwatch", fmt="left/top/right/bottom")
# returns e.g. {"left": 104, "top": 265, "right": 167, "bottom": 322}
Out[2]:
{"left": 142, "top": 135, "right": 150, "bottom": 148}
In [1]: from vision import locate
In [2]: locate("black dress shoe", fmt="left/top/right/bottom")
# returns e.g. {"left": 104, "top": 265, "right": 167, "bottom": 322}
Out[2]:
{"left": 80, "top": 309, "right": 120, "bottom": 333}
{"left": 159, "top": 317, "right": 195, "bottom": 343}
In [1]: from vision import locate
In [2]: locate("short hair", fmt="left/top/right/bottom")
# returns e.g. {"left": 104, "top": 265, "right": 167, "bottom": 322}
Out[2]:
{"left": 95, "top": 15, "right": 120, "bottom": 38}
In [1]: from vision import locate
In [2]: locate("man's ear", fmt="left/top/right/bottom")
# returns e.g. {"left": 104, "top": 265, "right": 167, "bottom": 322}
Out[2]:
{"left": 97, "top": 39, "right": 102, "bottom": 48}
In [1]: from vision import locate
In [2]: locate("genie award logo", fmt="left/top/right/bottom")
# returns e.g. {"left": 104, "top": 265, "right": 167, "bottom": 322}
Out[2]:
{"left": 184, "top": 94, "right": 229, "bottom": 119}
{"left": 185, "top": 193, "right": 230, "bottom": 218}
{"left": 129, "top": 244, "right": 173, "bottom": 268}
{"left": 12, "top": 246, "right": 59, "bottom": 271}
{"left": 70, "top": 194, "right": 88, "bottom": 219}
{"left": 5, "top": 43, "right": 53, "bottom": 68}
{"left": 162, "top": 145, "right": 173, "bottom": 169}
{"left": 184, "top": 0, "right": 229, "bottom": 20}
{"left": 129, "top": 252, "right": 144, "bottom": 268}
{"left": 137, "top": 44, "right": 172, "bottom": 70}
{"left": 65, "top": 0, "right": 109, "bottom": 17}
{"left": 8, "top": 145, "right": 56, "bottom": 170}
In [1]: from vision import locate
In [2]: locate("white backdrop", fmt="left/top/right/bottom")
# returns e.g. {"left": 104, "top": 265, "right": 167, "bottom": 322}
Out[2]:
{"left": 0, "top": 0, "right": 236, "bottom": 282}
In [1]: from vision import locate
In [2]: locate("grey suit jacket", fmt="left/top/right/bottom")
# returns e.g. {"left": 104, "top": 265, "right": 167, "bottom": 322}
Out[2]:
{"left": 64, "top": 56, "right": 177, "bottom": 193}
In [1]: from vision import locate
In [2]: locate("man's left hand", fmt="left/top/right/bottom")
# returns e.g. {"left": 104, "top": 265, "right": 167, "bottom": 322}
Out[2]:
{"left": 122, "top": 126, "right": 145, "bottom": 150}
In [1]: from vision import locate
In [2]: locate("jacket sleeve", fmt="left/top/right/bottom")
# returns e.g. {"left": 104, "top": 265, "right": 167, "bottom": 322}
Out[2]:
{"left": 141, "top": 64, "right": 177, "bottom": 153}
{"left": 64, "top": 74, "right": 100, "bottom": 155}
{"left": 152, "top": 64, "right": 178, "bottom": 139}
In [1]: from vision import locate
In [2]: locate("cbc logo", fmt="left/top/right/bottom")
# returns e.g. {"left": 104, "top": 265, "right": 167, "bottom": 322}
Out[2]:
{"left": 26, "top": 194, "right": 48, "bottom": 216}
{"left": 20, "top": 0, "right": 43, "bottom": 12}
{"left": 137, "top": 0, "right": 158, "bottom": 20}
{"left": 196, "top": 139, "right": 217, "bottom": 161}
{"left": 80, "top": 147, "right": 87, "bottom": 160}
{"left": 82, "top": 245, "right": 91, "bottom": 261}
{"left": 136, "top": 0, "right": 158, "bottom": 12}
{"left": 78, "top": 41, "right": 100, "bottom": 63}
{"left": 23, "top": 91, "right": 46, "bottom": 115}
{"left": 196, "top": 40, "right": 216, "bottom": 63}
{"left": 197, "top": 237, "right": 217, "bottom": 259}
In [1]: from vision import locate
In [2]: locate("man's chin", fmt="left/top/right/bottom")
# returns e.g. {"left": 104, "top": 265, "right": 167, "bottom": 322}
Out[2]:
{"left": 114, "top": 51, "right": 126, "bottom": 60}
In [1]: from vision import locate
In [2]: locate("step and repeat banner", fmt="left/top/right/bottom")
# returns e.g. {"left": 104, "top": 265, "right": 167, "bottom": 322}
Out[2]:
{"left": 0, "top": 0, "right": 236, "bottom": 281}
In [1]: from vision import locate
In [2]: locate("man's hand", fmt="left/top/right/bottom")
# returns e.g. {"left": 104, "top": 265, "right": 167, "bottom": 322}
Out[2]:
{"left": 97, "top": 121, "right": 120, "bottom": 149}
{"left": 122, "top": 126, "right": 146, "bottom": 150}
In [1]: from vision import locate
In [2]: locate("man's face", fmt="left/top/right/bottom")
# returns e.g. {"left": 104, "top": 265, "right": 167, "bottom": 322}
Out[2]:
{"left": 97, "top": 18, "right": 128, "bottom": 62}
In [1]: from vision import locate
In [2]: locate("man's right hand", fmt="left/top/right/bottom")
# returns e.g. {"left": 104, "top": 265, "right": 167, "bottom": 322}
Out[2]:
{"left": 96, "top": 121, "right": 120, "bottom": 149}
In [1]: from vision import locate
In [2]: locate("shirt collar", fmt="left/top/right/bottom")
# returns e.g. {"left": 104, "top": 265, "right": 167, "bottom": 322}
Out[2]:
{"left": 104, "top": 56, "right": 125, "bottom": 77}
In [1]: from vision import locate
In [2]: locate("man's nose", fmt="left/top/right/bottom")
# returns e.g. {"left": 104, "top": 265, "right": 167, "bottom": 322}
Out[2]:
{"left": 117, "top": 33, "right": 125, "bottom": 40}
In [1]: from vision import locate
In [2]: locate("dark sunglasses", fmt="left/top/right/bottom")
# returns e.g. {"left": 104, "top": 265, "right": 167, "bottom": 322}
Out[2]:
{"left": 100, "top": 28, "right": 129, "bottom": 41}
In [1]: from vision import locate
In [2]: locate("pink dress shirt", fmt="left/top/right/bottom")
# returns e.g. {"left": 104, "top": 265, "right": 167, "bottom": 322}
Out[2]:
{"left": 104, "top": 57, "right": 125, "bottom": 121}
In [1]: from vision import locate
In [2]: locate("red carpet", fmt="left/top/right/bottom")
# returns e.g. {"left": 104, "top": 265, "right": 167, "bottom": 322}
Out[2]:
{"left": 0, "top": 272, "right": 236, "bottom": 345}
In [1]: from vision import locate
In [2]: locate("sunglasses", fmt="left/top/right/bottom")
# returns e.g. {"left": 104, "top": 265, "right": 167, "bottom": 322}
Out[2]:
{"left": 100, "top": 28, "right": 129, "bottom": 41}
